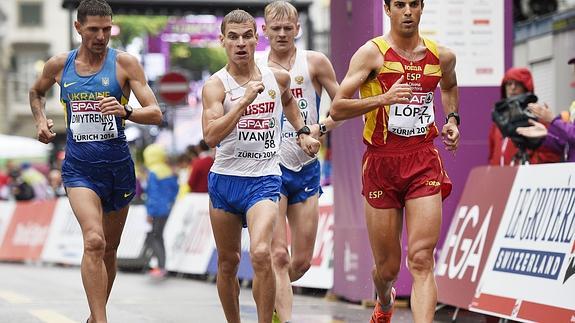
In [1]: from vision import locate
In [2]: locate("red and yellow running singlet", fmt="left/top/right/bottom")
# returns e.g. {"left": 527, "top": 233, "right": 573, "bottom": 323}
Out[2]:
{"left": 361, "top": 36, "right": 442, "bottom": 150}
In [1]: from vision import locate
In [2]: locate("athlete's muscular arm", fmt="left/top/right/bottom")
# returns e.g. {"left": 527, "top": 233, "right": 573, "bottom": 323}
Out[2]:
{"left": 29, "top": 54, "right": 66, "bottom": 144}
{"left": 438, "top": 46, "right": 460, "bottom": 151}
{"left": 274, "top": 69, "right": 320, "bottom": 156}
{"left": 116, "top": 53, "right": 162, "bottom": 125}
{"left": 201, "top": 76, "right": 264, "bottom": 148}
{"left": 330, "top": 41, "right": 412, "bottom": 121}
{"left": 308, "top": 51, "right": 343, "bottom": 136}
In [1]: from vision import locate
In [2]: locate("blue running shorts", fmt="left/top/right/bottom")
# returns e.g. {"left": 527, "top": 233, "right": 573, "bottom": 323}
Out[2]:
{"left": 208, "top": 172, "right": 281, "bottom": 227}
{"left": 280, "top": 159, "right": 323, "bottom": 205}
{"left": 62, "top": 158, "right": 136, "bottom": 213}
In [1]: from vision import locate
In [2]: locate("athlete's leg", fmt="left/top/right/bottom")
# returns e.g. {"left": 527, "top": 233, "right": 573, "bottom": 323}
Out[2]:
{"left": 273, "top": 193, "right": 319, "bottom": 322}
{"left": 286, "top": 193, "right": 319, "bottom": 281}
{"left": 246, "top": 199, "right": 278, "bottom": 323}
{"left": 67, "top": 187, "right": 108, "bottom": 323}
{"left": 102, "top": 205, "right": 129, "bottom": 300}
{"left": 209, "top": 203, "right": 243, "bottom": 323}
{"left": 364, "top": 199, "right": 403, "bottom": 308}
{"left": 405, "top": 193, "right": 442, "bottom": 323}
{"left": 271, "top": 194, "right": 292, "bottom": 322}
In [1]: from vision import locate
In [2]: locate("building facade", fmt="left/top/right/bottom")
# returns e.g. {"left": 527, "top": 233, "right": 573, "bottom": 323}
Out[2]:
{"left": 0, "top": 0, "right": 70, "bottom": 137}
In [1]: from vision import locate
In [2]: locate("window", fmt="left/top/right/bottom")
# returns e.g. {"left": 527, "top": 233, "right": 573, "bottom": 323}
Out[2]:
{"left": 18, "top": 2, "right": 42, "bottom": 27}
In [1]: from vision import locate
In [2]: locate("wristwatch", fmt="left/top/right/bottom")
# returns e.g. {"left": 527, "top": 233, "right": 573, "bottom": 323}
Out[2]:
{"left": 445, "top": 112, "right": 460, "bottom": 125}
{"left": 123, "top": 104, "right": 133, "bottom": 120}
{"left": 296, "top": 125, "right": 311, "bottom": 137}
{"left": 319, "top": 123, "right": 328, "bottom": 137}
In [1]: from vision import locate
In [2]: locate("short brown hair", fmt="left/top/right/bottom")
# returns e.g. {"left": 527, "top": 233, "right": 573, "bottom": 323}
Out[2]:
{"left": 264, "top": 1, "right": 299, "bottom": 23}
{"left": 221, "top": 9, "right": 257, "bottom": 34}
{"left": 77, "top": 0, "right": 113, "bottom": 24}
{"left": 384, "top": 0, "right": 424, "bottom": 7}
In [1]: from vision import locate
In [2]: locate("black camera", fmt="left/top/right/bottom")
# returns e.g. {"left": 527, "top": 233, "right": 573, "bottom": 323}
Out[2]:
{"left": 492, "top": 92, "right": 543, "bottom": 150}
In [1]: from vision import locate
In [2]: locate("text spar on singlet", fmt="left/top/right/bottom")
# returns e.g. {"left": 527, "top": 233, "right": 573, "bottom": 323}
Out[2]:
{"left": 237, "top": 118, "right": 276, "bottom": 142}
{"left": 70, "top": 101, "right": 115, "bottom": 124}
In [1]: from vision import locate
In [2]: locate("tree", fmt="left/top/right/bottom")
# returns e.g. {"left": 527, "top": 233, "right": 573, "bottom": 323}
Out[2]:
{"left": 171, "top": 45, "right": 227, "bottom": 80}
{"left": 112, "top": 15, "right": 168, "bottom": 49}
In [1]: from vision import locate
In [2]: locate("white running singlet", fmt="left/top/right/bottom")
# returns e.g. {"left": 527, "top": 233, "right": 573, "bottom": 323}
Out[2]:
{"left": 210, "top": 65, "right": 283, "bottom": 177}
{"left": 260, "top": 49, "right": 320, "bottom": 171}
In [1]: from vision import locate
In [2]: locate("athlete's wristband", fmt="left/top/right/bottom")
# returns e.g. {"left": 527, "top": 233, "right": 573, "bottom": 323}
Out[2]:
{"left": 445, "top": 112, "right": 460, "bottom": 125}
{"left": 296, "top": 125, "right": 311, "bottom": 137}
{"left": 123, "top": 104, "right": 133, "bottom": 120}
{"left": 319, "top": 123, "right": 328, "bottom": 137}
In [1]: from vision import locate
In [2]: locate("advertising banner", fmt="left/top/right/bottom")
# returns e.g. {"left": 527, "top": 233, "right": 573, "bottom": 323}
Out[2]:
{"left": 436, "top": 166, "right": 518, "bottom": 308}
{"left": 293, "top": 187, "right": 334, "bottom": 289}
{"left": 165, "top": 194, "right": 215, "bottom": 274}
{"left": 41, "top": 198, "right": 83, "bottom": 265}
{"left": 470, "top": 164, "right": 575, "bottom": 322}
{"left": 0, "top": 200, "right": 56, "bottom": 261}
{"left": 0, "top": 200, "right": 15, "bottom": 245}
{"left": 117, "top": 205, "right": 151, "bottom": 259}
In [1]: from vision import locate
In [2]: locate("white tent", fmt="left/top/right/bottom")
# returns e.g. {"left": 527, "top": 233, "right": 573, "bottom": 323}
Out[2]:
{"left": 0, "top": 134, "right": 52, "bottom": 159}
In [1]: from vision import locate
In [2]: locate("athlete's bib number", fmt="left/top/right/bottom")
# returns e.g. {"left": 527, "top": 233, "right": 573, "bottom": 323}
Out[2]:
{"left": 388, "top": 92, "right": 435, "bottom": 137}
{"left": 235, "top": 117, "right": 279, "bottom": 160}
{"left": 69, "top": 100, "right": 118, "bottom": 142}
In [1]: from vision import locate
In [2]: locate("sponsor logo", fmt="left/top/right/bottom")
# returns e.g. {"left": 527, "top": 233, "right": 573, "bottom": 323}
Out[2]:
{"left": 425, "top": 180, "right": 441, "bottom": 187}
{"left": 298, "top": 98, "right": 308, "bottom": 110}
{"left": 123, "top": 192, "right": 132, "bottom": 198}
{"left": 63, "top": 82, "right": 77, "bottom": 88}
{"left": 564, "top": 254, "right": 575, "bottom": 283}
{"left": 436, "top": 205, "right": 493, "bottom": 282}
{"left": 404, "top": 64, "right": 422, "bottom": 71}
{"left": 304, "top": 187, "right": 313, "bottom": 193}
{"left": 238, "top": 118, "right": 276, "bottom": 130}
{"left": 71, "top": 100, "right": 100, "bottom": 112}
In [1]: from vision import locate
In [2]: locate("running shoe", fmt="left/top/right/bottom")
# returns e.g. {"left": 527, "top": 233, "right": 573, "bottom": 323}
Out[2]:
{"left": 272, "top": 310, "right": 281, "bottom": 323}
{"left": 370, "top": 287, "right": 396, "bottom": 323}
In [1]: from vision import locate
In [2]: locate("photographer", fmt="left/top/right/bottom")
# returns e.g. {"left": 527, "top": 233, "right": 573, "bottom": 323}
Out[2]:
{"left": 516, "top": 58, "right": 575, "bottom": 162}
{"left": 488, "top": 67, "right": 562, "bottom": 165}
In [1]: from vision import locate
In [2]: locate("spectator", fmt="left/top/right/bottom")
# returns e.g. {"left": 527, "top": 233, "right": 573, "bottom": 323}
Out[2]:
{"left": 20, "top": 162, "right": 50, "bottom": 200}
{"left": 516, "top": 57, "right": 575, "bottom": 161}
{"left": 143, "top": 144, "right": 179, "bottom": 278}
{"left": 489, "top": 67, "right": 562, "bottom": 165}
{"left": 48, "top": 169, "right": 66, "bottom": 198}
{"left": 187, "top": 140, "right": 213, "bottom": 193}
{"left": 9, "top": 169, "right": 35, "bottom": 201}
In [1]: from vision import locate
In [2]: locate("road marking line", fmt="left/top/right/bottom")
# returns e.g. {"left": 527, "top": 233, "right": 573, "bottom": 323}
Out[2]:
{"left": 0, "top": 290, "right": 32, "bottom": 304}
{"left": 29, "top": 309, "right": 77, "bottom": 323}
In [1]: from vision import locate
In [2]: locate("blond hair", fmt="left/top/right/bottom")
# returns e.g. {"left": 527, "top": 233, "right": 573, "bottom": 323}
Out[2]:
{"left": 221, "top": 9, "right": 257, "bottom": 34}
{"left": 264, "top": 1, "right": 299, "bottom": 23}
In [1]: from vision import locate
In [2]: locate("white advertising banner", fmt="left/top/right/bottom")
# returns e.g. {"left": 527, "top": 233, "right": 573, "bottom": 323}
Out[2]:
{"left": 383, "top": 0, "right": 505, "bottom": 87}
{"left": 117, "top": 205, "right": 150, "bottom": 259}
{"left": 164, "top": 194, "right": 215, "bottom": 274}
{"left": 470, "top": 163, "right": 575, "bottom": 322}
{"left": 293, "top": 186, "right": 334, "bottom": 289}
{"left": 41, "top": 198, "right": 83, "bottom": 265}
